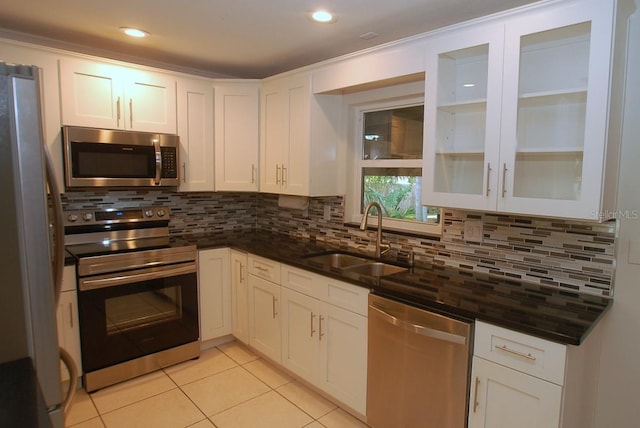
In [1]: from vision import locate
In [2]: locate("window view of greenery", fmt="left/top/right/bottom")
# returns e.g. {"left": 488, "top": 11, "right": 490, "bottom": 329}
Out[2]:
{"left": 361, "top": 106, "right": 440, "bottom": 225}
{"left": 362, "top": 168, "right": 440, "bottom": 224}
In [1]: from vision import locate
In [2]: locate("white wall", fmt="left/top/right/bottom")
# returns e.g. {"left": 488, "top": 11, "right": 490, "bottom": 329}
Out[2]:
{"left": 593, "top": 2, "right": 640, "bottom": 427}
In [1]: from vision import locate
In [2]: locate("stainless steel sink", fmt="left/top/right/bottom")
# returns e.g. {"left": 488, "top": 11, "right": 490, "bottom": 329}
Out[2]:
{"left": 303, "top": 252, "right": 407, "bottom": 277}
{"left": 343, "top": 262, "right": 407, "bottom": 277}
{"left": 304, "top": 252, "right": 370, "bottom": 268}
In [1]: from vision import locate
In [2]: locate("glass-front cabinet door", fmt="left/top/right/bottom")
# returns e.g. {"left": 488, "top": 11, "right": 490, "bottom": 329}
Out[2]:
{"left": 498, "top": 0, "right": 614, "bottom": 219}
{"left": 423, "top": 0, "right": 616, "bottom": 220}
{"left": 422, "top": 24, "right": 505, "bottom": 212}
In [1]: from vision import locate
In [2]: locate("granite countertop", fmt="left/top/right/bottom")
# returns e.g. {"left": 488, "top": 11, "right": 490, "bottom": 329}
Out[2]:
{"left": 183, "top": 230, "right": 612, "bottom": 346}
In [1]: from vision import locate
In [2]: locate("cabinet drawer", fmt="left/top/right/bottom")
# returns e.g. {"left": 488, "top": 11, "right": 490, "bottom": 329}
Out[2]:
{"left": 474, "top": 321, "right": 566, "bottom": 385}
{"left": 281, "top": 265, "right": 324, "bottom": 300}
{"left": 248, "top": 254, "right": 281, "bottom": 283}
{"left": 322, "top": 278, "right": 369, "bottom": 316}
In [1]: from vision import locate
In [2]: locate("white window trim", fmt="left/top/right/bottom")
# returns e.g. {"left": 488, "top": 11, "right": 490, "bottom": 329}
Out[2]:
{"left": 343, "top": 83, "right": 442, "bottom": 236}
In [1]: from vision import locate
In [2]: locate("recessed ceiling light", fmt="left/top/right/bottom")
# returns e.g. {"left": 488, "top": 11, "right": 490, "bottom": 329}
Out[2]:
{"left": 120, "top": 27, "right": 150, "bottom": 38}
{"left": 310, "top": 10, "right": 335, "bottom": 23}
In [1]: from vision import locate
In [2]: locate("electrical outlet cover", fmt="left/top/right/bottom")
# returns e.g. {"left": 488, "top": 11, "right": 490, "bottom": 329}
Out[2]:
{"left": 464, "top": 219, "right": 483, "bottom": 242}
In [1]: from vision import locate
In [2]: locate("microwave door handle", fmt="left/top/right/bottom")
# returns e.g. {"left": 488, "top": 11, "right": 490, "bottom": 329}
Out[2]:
{"left": 153, "top": 138, "right": 161, "bottom": 185}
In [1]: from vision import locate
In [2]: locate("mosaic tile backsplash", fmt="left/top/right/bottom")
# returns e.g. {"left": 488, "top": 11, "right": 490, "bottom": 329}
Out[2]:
{"left": 61, "top": 190, "right": 617, "bottom": 297}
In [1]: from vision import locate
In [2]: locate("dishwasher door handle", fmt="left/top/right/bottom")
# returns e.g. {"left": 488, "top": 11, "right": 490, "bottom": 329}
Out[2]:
{"left": 370, "top": 305, "right": 467, "bottom": 345}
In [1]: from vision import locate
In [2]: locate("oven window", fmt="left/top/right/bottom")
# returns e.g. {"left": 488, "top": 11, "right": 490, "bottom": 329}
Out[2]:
{"left": 105, "top": 286, "right": 182, "bottom": 334}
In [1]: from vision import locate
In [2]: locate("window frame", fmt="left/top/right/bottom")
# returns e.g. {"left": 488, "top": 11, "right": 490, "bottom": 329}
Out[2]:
{"left": 344, "top": 85, "right": 442, "bottom": 236}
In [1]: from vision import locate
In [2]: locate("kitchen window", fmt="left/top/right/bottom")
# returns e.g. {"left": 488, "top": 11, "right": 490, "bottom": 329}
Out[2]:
{"left": 345, "top": 86, "right": 442, "bottom": 236}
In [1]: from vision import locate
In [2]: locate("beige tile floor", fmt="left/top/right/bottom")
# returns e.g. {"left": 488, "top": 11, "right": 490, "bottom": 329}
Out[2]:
{"left": 65, "top": 341, "right": 370, "bottom": 428}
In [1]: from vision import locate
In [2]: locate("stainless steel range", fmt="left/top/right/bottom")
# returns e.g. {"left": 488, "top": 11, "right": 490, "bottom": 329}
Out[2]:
{"left": 65, "top": 206, "right": 199, "bottom": 392}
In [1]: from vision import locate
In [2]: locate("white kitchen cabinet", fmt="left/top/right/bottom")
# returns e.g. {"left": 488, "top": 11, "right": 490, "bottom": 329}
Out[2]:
{"left": 280, "top": 265, "right": 368, "bottom": 415}
{"left": 469, "top": 321, "right": 566, "bottom": 428}
{"left": 422, "top": 0, "right": 619, "bottom": 219}
{"left": 56, "top": 265, "right": 82, "bottom": 382}
{"left": 59, "top": 57, "right": 177, "bottom": 134}
{"left": 469, "top": 320, "right": 604, "bottom": 428}
{"left": 198, "top": 248, "right": 232, "bottom": 342}
{"left": 260, "top": 72, "right": 342, "bottom": 196}
{"left": 247, "top": 255, "right": 281, "bottom": 362}
{"left": 469, "top": 356, "right": 563, "bottom": 428}
{"left": 230, "top": 250, "right": 249, "bottom": 344}
{"left": 177, "top": 77, "right": 214, "bottom": 192}
{"left": 214, "top": 81, "right": 260, "bottom": 191}
{"left": 281, "top": 287, "right": 321, "bottom": 382}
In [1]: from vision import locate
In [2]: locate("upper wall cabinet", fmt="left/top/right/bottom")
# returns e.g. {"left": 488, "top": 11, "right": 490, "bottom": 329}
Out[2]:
{"left": 59, "top": 58, "right": 177, "bottom": 134}
{"left": 214, "top": 81, "right": 260, "bottom": 192}
{"left": 177, "top": 77, "right": 214, "bottom": 192}
{"left": 422, "top": 0, "right": 620, "bottom": 220}
{"left": 260, "top": 72, "right": 342, "bottom": 196}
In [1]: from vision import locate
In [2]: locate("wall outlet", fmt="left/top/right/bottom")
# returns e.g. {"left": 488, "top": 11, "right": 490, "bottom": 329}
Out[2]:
{"left": 464, "top": 219, "right": 483, "bottom": 242}
{"left": 323, "top": 204, "right": 331, "bottom": 220}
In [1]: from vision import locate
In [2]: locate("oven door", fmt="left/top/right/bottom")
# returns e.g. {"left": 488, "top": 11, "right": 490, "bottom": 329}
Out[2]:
{"left": 77, "top": 262, "right": 199, "bottom": 373}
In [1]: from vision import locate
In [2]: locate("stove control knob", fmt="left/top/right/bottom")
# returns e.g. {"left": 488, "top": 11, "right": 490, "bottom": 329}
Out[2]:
{"left": 67, "top": 214, "right": 79, "bottom": 222}
{"left": 82, "top": 212, "right": 93, "bottom": 221}
{"left": 144, "top": 210, "right": 155, "bottom": 218}
{"left": 157, "top": 209, "right": 166, "bottom": 217}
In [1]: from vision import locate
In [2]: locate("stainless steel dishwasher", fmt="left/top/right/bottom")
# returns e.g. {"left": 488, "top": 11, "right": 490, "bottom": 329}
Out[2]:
{"left": 367, "top": 294, "right": 473, "bottom": 428}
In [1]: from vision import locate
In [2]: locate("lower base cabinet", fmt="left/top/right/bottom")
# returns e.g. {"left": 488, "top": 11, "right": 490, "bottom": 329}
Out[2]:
{"left": 56, "top": 265, "right": 82, "bottom": 382}
{"left": 230, "top": 250, "right": 249, "bottom": 344}
{"left": 198, "top": 248, "right": 232, "bottom": 341}
{"left": 469, "top": 320, "right": 603, "bottom": 428}
{"left": 280, "top": 265, "right": 368, "bottom": 415}
{"left": 247, "top": 272, "right": 282, "bottom": 363}
{"left": 469, "top": 356, "right": 562, "bottom": 428}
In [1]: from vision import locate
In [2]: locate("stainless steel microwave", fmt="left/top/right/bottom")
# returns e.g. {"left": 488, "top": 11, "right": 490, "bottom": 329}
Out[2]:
{"left": 62, "top": 126, "right": 179, "bottom": 188}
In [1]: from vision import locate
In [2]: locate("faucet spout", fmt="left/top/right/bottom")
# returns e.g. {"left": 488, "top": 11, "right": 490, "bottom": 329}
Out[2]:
{"left": 360, "top": 202, "right": 390, "bottom": 259}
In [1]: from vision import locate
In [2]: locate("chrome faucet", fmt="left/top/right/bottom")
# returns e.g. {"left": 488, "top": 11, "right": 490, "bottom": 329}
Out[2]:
{"left": 360, "top": 201, "right": 390, "bottom": 259}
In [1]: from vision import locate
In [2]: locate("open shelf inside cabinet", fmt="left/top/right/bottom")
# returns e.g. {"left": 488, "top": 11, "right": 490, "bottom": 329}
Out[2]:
{"left": 433, "top": 152, "right": 485, "bottom": 195}
{"left": 516, "top": 91, "right": 587, "bottom": 154}
{"left": 512, "top": 151, "right": 583, "bottom": 200}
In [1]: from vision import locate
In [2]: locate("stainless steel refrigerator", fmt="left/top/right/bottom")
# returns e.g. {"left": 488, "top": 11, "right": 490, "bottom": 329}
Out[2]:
{"left": 0, "top": 62, "right": 69, "bottom": 427}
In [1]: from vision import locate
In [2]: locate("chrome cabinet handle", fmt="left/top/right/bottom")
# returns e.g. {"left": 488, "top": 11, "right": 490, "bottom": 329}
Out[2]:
{"left": 182, "top": 162, "right": 187, "bottom": 182}
{"left": 319, "top": 315, "right": 325, "bottom": 340}
{"left": 251, "top": 164, "right": 256, "bottom": 184}
{"left": 239, "top": 262, "right": 245, "bottom": 283}
{"left": 275, "top": 164, "right": 281, "bottom": 184}
{"left": 272, "top": 296, "right": 278, "bottom": 318}
{"left": 310, "top": 313, "right": 316, "bottom": 337}
{"left": 69, "top": 302, "right": 74, "bottom": 329}
{"left": 129, "top": 98, "right": 133, "bottom": 128}
{"left": 501, "top": 163, "right": 508, "bottom": 197}
{"left": 494, "top": 344, "right": 537, "bottom": 361}
{"left": 116, "top": 96, "right": 121, "bottom": 127}
{"left": 485, "top": 163, "right": 492, "bottom": 196}
{"left": 473, "top": 377, "right": 480, "bottom": 413}
{"left": 282, "top": 165, "right": 287, "bottom": 186}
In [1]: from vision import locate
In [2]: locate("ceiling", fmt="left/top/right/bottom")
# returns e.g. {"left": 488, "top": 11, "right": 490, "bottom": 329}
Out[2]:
{"left": 0, "top": 0, "right": 541, "bottom": 79}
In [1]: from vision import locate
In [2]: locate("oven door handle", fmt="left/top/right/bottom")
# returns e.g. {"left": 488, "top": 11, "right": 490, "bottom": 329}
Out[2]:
{"left": 79, "top": 263, "right": 196, "bottom": 291}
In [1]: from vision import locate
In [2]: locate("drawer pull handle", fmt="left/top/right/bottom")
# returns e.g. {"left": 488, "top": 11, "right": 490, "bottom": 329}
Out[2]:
{"left": 254, "top": 266, "right": 269, "bottom": 272}
{"left": 310, "top": 313, "right": 316, "bottom": 337}
{"left": 495, "top": 344, "right": 536, "bottom": 361}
